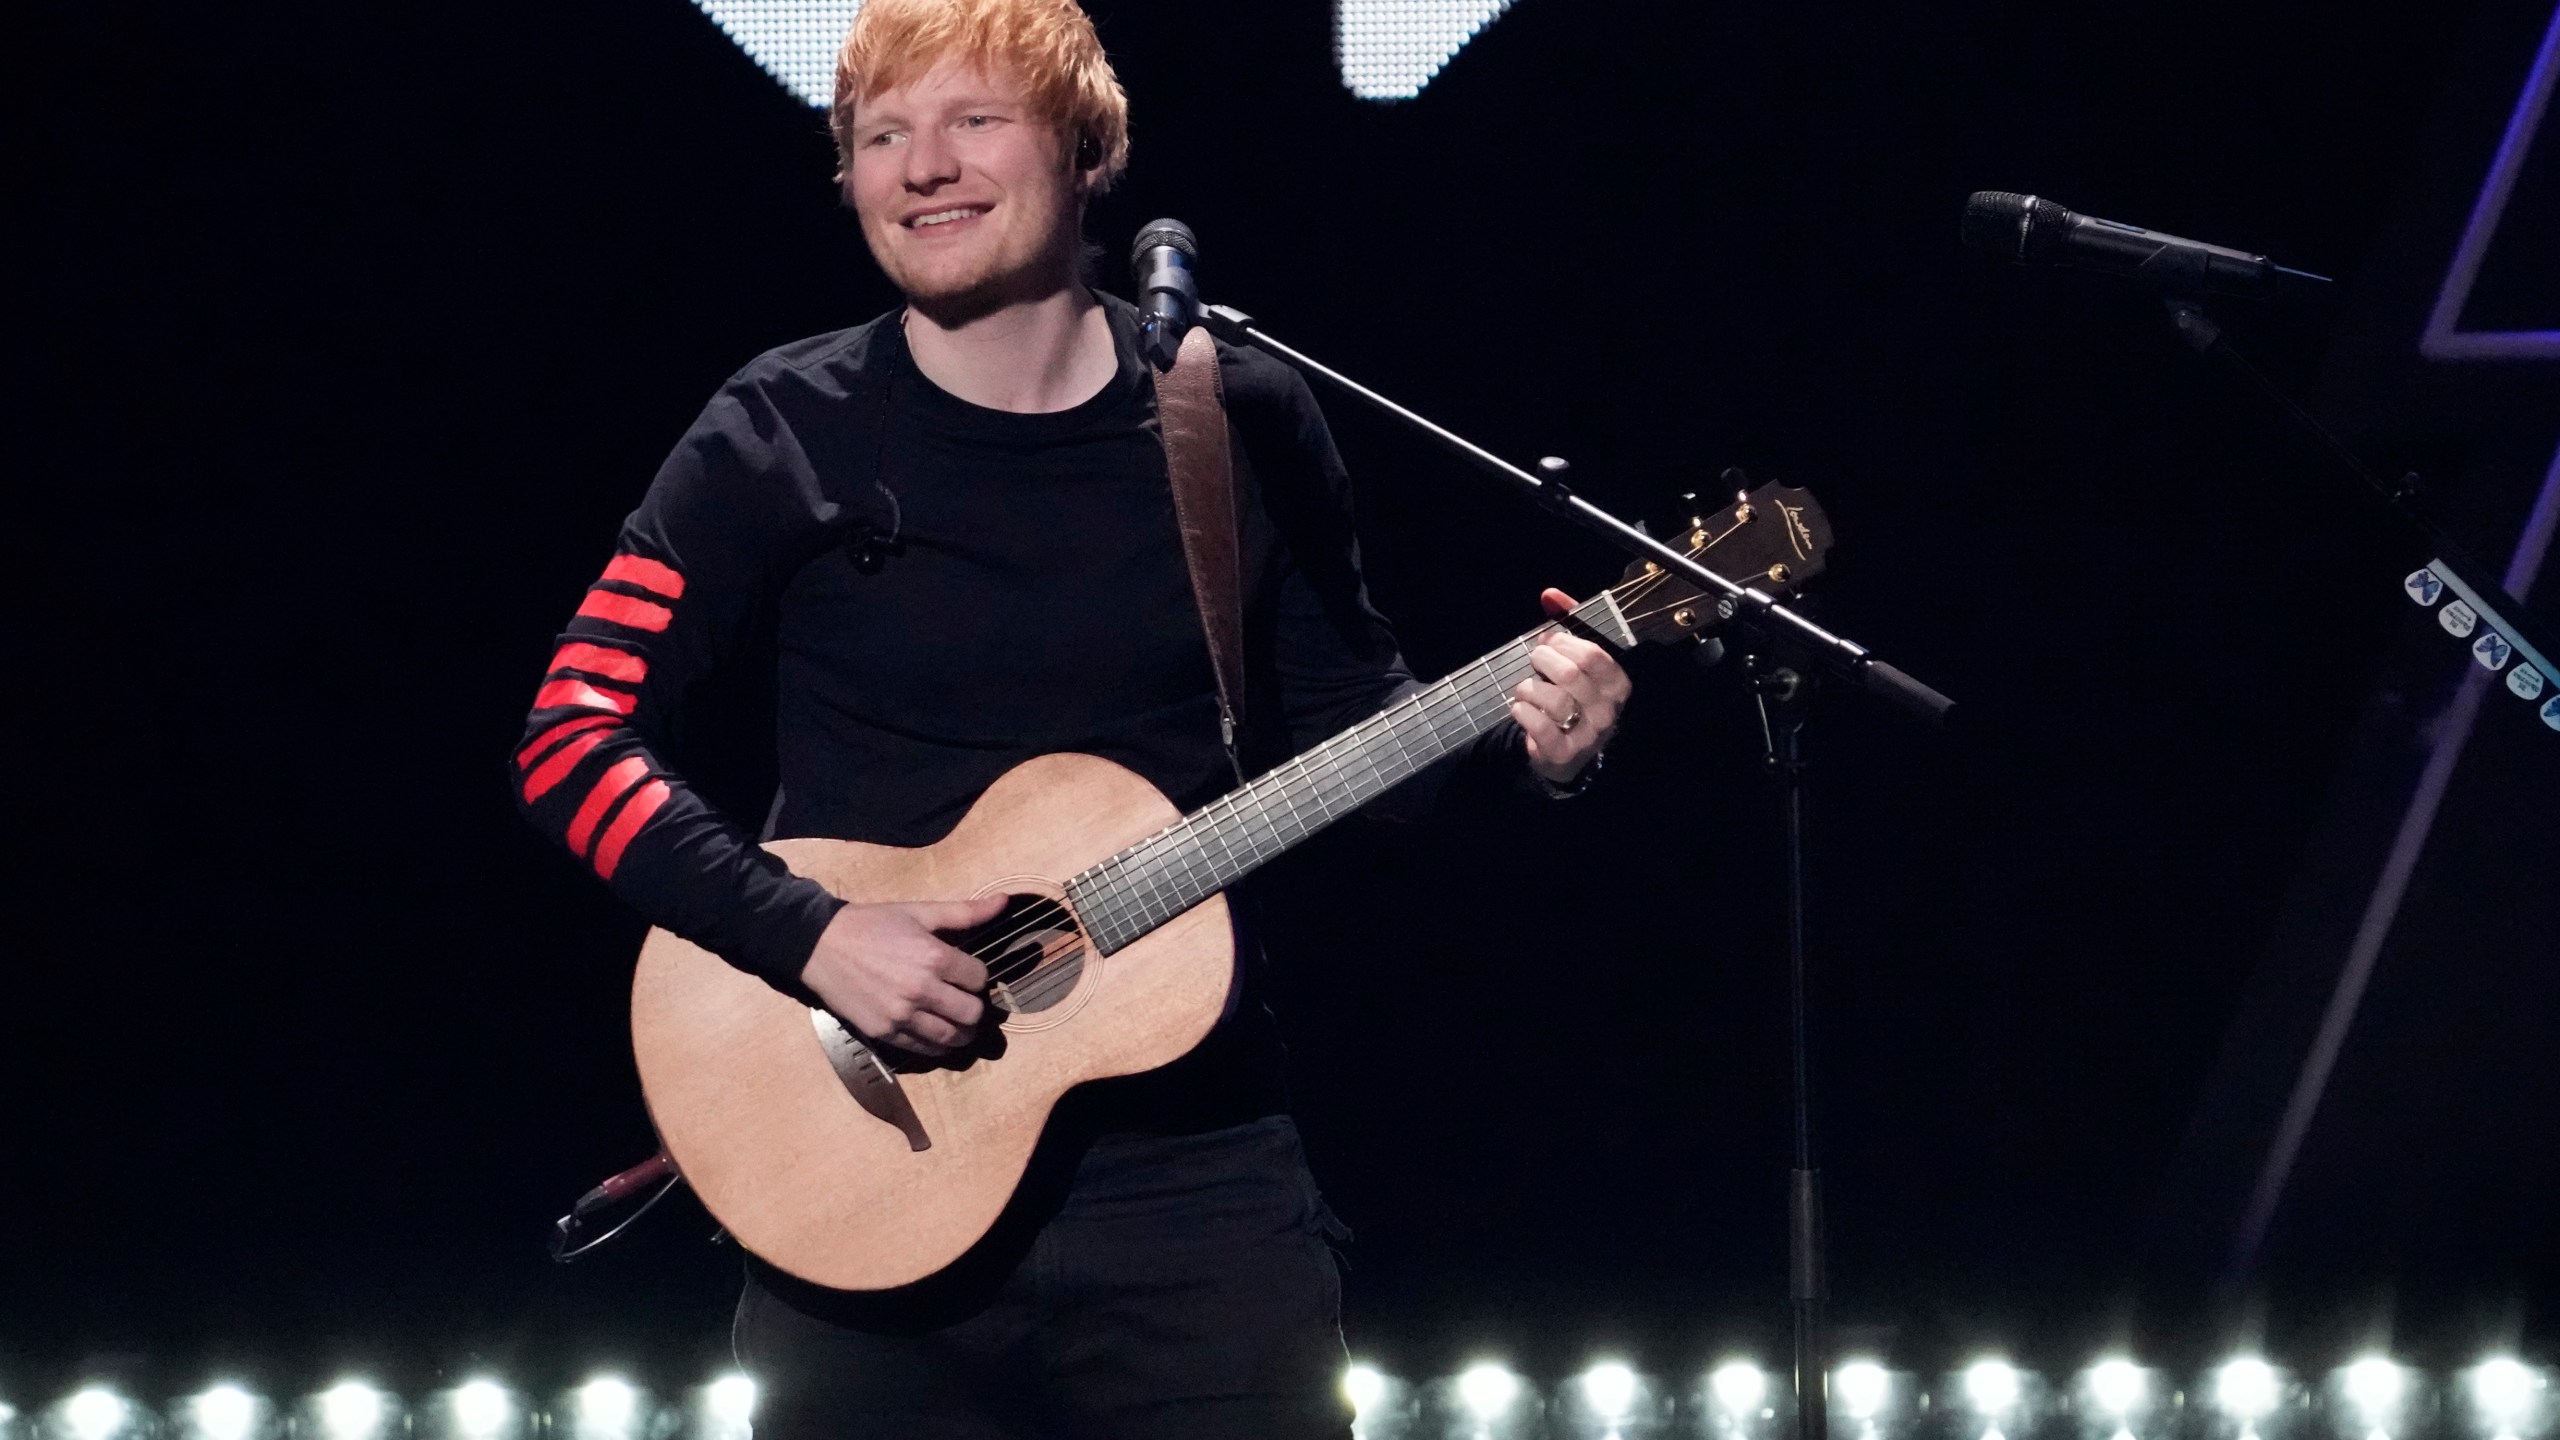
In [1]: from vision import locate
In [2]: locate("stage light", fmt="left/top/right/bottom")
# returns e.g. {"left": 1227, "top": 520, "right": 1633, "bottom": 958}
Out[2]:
{"left": 1837, "top": 1361, "right": 1890, "bottom": 1422}
{"left": 1712, "top": 1362, "right": 1770, "bottom": 1418}
{"left": 1967, "top": 1361, "right": 2023, "bottom": 1418}
{"left": 689, "top": 1, "right": 860, "bottom": 108}
{"left": 1335, "top": 0, "right": 1519, "bottom": 100}
{"left": 2333, "top": 1357, "right": 2409, "bottom": 1440}
{"left": 1460, "top": 1364, "right": 1521, "bottom": 1422}
{"left": 2089, "top": 1361, "right": 2149, "bottom": 1423}
{"left": 572, "top": 1379, "right": 638, "bottom": 1440}
{"left": 1348, "top": 1367, "right": 1389, "bottom": 1418}
{"left": 1552, "top": 1361, "right": 1666, "bottom": 1439}
{"left": 706, "top": 1377, "right": 755, "bottom": 1430}
{"left": 2468, "top": 1358, "right": 2550, "bottom": 1439}
{"left": 2345, "top": 1361, "right": 2405, "bottom": 1420}
{"left": 2215, "top": 1358, "right": 2287, "bottom": 1439}
{"left": 318, "top": 1384, "right": 386, "bottom": 1440}
{"left": 451, "top": 1382, "right": 511, "bottom": 1440}
{"left": 1583, "top": 1364, "right": 1638, "bottom": 1421}
{"left": 187, "top": 1386, "right": 259, "bottom": 1440}
{"left": 1342, "top": 1363, "right": 1417, "bottom": 1440}
{"left": 64, "top": 1389, "right": 131, "bottom": 1440}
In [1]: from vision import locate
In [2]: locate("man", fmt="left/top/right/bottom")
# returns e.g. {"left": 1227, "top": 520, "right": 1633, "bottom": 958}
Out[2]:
{"left": 514, "top": 0, "right": 1631, "bottom": 1434}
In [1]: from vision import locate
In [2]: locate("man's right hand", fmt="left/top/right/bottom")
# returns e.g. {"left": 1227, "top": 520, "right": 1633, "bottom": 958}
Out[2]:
{"left": 799, "top": 895, "right": 1007, "bottom": 1057}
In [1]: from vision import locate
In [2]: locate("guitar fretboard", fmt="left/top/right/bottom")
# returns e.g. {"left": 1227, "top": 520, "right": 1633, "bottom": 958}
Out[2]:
{"left": 1066, "top": 593, "right": 1629, "bottom": 954}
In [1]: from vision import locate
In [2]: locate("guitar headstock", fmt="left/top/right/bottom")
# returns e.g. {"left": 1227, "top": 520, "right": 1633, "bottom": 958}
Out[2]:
{"left": 1602, "top": 480, "right": 1833, "bottom": 648}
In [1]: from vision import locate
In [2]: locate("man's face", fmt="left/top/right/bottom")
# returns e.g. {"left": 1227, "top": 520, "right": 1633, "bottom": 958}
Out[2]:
{"left": 844, "top": 60, "right": 1084, "bottom": 317}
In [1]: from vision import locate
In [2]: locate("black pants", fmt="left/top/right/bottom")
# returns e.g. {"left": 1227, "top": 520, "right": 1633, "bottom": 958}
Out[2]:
{"left": 734, "top": 1113, "right": 1355, "bottom": 1440}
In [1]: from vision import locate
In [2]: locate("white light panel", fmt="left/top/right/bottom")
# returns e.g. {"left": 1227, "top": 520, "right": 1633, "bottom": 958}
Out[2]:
{"left": 694, "top": 0, "right": 1522, "bottom": 109}
{"left": 694, "top": 0, "right": 864, "bottom": 108}
{"left": 1336, "top": 0, "right": 1520, "bottom": 100}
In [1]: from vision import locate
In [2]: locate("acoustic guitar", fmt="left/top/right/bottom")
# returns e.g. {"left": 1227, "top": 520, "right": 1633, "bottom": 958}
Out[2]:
{"left": 630, "top": 480, "right": 1834, "bottom": 1289}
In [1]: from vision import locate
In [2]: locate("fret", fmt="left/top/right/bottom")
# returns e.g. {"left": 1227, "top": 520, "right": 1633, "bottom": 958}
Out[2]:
{"left": 1070, "top": 631, "right": 1546, "bottom": 954}
{"left": 1063, "top": 586, "right": 1661, "bottom": 947}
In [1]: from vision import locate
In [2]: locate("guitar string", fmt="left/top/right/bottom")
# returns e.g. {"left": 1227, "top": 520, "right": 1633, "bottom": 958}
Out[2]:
{"left": 950, "top": 524, "right": 1771, "bottom": 990}
{"left": 865, "top": 618, "right": 1603, "bottom": 1019}
{"left": 1008, "top": 649, "right": 1532, "bottom": 982}
{"left": 943, "top": 570, "right": 1794, "bottom": 1040}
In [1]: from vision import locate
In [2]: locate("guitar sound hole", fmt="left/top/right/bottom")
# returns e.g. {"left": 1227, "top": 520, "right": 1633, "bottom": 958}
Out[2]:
{"left": 945, "top": 893, "right": 1086, "bottom": 1017}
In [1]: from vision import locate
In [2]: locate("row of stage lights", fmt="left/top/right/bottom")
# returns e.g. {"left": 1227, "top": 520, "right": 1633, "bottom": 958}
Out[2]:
{"left": 0, "top": 1357, "right": 2544, "bottom": 1440}
{"left": 1339, "top": 1355, "right": 2555, "bottom": 1440}
{"left": 0, "top": 1378, "right": 753, "bottom": 1440}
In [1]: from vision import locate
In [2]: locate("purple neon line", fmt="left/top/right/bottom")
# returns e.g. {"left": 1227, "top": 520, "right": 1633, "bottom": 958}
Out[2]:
{"left": 2421, "top": 0, "right": 2560, "bottom": 360}
{"left": 2231, "top": 438, "right": 2560, "bottom": 1278}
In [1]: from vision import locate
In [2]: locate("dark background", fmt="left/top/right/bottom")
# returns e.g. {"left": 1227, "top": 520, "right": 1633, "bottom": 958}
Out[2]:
{"left": 12, "top": 0, "right": 2557, "bottom": 1402}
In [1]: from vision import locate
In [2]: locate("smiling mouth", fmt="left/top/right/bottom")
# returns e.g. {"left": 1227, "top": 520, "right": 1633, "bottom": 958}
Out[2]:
{"left": 907, "top": 206, "right": 989, "bottom": 229}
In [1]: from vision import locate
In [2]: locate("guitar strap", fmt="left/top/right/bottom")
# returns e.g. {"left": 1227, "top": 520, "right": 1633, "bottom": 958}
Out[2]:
{"left": 1153, "top": 325, "right": 1249, "bottom": 783}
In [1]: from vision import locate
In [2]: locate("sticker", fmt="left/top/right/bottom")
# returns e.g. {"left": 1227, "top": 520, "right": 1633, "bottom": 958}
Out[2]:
{"left": 2508, "top": 664, "right": 2545, "bottom": 700}
{"left": 2440, "top": 600, "right": 2479, "bottom": 637}
{"left": 2472, "top": 631, "right": 2514, "bottom": 670}
{"left": 2404, "top": 568, "right": 2444, "bottom": 605}
{"left": 2544, "top": 695, "right": 2560, "bottom": 732}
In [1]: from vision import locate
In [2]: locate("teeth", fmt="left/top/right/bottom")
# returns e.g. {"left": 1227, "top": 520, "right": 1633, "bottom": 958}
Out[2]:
{"left": 912, "top": 208, "right": 983, "bottom": 227}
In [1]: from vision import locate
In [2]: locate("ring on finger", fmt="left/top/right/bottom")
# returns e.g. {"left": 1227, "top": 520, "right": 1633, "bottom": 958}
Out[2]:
{"left": 1557, "top": 700, "right": 1583, "bottom": 733}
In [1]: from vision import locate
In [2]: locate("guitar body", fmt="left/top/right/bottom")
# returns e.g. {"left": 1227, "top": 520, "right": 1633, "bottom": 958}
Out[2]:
{"left": 629, "top": 752, "right": 1234, "bottom": 1292}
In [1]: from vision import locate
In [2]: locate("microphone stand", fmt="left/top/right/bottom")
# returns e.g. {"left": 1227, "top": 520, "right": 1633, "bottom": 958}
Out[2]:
{"left": 2160, "top": 300, "right": 2557, "bottom": 712}
{"left": 1750, "top": 655, "right": 1829, "bottom": 1440}
{"left": 1195, "top": 302, "right": 1951, "bottom": 1440}
{"left": 1196, "top": 304, "right": 1956, "bottom": 730}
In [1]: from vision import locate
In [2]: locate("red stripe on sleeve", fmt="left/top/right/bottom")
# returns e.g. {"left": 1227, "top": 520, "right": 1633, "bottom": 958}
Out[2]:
{"left": 592, "top": 779, "right": 672, "bottom": 879}
{"left": 516, "top": 714, "right": 614, "bottom": 770}
{"left": 602, "top": 553, "right": 686, "bottom": 600}
{"left": 521, "top": 728, "right": 611, "bottom": 803}
{"left": 549, "top": 641, "right": 648, "bottom": 686}
{"left": 576, "top": 589, "right": 674, "bottom": 632}
{"left": 566, "top": 756, "right": 651, "bottom": 856}
{"left": 533, "top": 678, "right": 637, "bottom": 715}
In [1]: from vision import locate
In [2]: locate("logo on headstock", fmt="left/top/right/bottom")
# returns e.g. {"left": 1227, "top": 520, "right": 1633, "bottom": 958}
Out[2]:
{"left": 1779, "top": 502, "right": 1816, "bottom": 561}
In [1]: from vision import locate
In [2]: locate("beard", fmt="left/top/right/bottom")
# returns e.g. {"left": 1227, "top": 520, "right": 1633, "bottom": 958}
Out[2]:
{"left": 866, "top": 203, "right": 1084, "bottom": 328}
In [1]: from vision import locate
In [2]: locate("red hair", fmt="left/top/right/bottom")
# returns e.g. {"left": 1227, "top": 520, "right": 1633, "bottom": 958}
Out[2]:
{"left": 830, "top": 0, "right": 1131, "bottom": 193}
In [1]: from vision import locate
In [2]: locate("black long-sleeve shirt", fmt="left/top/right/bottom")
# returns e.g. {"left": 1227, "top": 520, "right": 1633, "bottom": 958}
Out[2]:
{"left": 515, "top": 295, "right": 1518, "bottom": 1124}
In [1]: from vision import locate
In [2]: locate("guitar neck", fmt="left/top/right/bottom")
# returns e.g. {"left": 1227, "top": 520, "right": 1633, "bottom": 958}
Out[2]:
{"left": 1069, "top": 591, "right": 1636, "bottom": 954}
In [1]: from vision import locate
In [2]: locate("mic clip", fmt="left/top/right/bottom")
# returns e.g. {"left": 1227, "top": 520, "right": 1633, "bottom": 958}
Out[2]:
{"left": 1139, "top": 317, "right": 1187, "bottom": 373}
{"left": 1533, "top": 455, "right": 1578, "bottom": 515}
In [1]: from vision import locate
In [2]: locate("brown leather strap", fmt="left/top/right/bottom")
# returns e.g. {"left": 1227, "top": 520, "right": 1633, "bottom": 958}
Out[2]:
{"left": 1154, "top": 325, "right": 1247, "bottom": 780}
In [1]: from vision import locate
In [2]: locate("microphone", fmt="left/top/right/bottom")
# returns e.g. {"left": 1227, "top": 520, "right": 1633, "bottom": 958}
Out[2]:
{"left": 1130, "top": 218, "right": 1200, "bottom": 371}
{"left": 1961, "top": 191, "right": 2330, "bottom": 299}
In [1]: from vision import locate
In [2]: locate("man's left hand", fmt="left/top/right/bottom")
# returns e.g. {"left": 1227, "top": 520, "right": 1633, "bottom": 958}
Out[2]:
{"left": 1511, "top": 587, "right": 1633, "bottom": 784}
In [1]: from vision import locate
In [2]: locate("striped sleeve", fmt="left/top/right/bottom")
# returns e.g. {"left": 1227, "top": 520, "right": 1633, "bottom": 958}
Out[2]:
{"left": 512, "top": 378, "right": 848, "bottom": 993}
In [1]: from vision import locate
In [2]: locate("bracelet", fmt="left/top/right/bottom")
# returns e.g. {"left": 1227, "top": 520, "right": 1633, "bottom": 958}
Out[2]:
{"left": 1533, "top": 748, "right": 1605, "bottom": 800}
